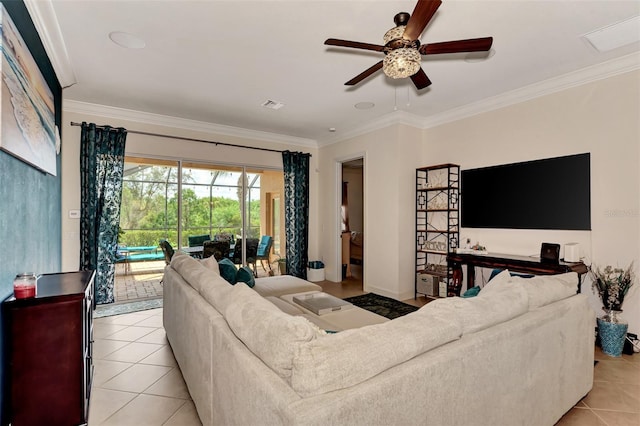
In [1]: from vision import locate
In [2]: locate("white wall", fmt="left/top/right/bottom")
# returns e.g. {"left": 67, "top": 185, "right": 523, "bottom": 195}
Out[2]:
{"left": 318, "top": 123, "right": 424, "bottom": 298}
{"left": 60, "top": 108, "right": 319, "bottom": 272}
{"left": 318, "top": 70, "right": 640, "bottom": 334}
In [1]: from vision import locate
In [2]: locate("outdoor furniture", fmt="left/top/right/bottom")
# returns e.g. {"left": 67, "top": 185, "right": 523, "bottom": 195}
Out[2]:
{"left": 181, "top": 246, "right": 204, "bottom": 258}
{"left": 117, "top": 245, "right": 165, "bottom": 274}
{"left": 255, "top": 235, "right": 273, "bottom": 273}
{"left": 203, "top": 240, "right": 231, "bottom": 261}
{"left": 231, "top": 238, "right": 259, "bottom": 276}
{"left": 160, "top": 240, "right": 175, "bottom": 265}
{"left": 187, "top": 235, "right": 210, "bottom": 258}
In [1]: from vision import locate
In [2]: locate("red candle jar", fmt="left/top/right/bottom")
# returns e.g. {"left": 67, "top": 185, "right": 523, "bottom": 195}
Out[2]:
{"left": 13, "top": 273, "right": 37, "bottom": 299}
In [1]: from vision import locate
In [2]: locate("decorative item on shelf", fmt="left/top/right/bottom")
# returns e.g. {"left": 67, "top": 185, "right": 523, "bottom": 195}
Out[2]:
{"left": 590, "top": 262, "right": 635, "bottom": 357}
{"left": 471, "top": 242, "right": 486, "bottom": 251}
{"left": 426, "top": 263, "right": 446, "bottom": 274}
{"left": 455, "top": 241, "right": 489, "bottom": 255}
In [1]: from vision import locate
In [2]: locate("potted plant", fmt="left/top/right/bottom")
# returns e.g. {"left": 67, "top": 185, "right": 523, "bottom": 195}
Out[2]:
{"left": 590, "top": 262, "right": 635, "bottom": 357}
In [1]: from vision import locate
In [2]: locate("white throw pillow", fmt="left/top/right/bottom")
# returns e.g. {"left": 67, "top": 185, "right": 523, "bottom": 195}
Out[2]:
{"left": 514, "top": 272, "right": 578, "bottom": 309}
{"left": 480, "top": 269, "right": 512, "bottom": 293}
{"left": 199, "top": 256, "right": 220, "bottom": 276}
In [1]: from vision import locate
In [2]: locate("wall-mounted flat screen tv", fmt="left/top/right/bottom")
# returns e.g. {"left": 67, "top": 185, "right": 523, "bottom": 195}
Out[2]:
{"left": 461, "top": 153, "right": 591, "bottom": 230}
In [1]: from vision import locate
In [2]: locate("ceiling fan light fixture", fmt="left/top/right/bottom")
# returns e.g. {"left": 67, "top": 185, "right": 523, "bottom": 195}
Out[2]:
{"left": 383, "top": 25, "right": 406, "bottom": 44}
{"left": 383, "top": 48, "right": 421, "bottom": 79}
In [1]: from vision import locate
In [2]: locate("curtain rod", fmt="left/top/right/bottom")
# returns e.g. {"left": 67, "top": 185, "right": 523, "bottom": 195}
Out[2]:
{"left": 69, "top": 121, "right": 311, "bottom": 156}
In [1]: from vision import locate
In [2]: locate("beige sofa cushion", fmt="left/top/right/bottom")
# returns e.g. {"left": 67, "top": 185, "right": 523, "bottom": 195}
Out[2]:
{"left": 223, "top": 283, "right": 323, "bottom": 380}
{"left": 290, "top": 308, "right": 462, "bottom": 397}
{"left": 171, "top": 252, "right": 219, "bottom": 294}
{"left": 424, "top": 279, "right": 529, "bottom": 335}
{"left": 482, "top": 270, "right": 578, "bottom": 310}
{"left": 170, "top": 252, "right": 236, "bottom": 312}
{"left": 515, "top": 272, "right": 578, "bottom": 309}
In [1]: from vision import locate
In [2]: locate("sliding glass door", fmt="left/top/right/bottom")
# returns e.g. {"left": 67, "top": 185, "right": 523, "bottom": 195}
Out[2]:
{"left": 180, "top": 163, "right": 244, "bottom": 247}
{"left": 119, "top": 157, "right": 285, "bottom": 274}
{"left": 119, "top": 157, "right": 179, "bottom": 249}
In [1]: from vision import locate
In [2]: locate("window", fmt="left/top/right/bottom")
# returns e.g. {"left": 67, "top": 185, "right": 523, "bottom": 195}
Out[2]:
{"left": 119, "top": 157, "right": 284, "bottom": 267}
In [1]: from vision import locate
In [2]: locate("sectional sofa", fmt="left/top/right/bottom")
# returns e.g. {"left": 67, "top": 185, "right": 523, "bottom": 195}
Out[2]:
{"left": 163, "top": 251, "right": 594, "bottom": 425}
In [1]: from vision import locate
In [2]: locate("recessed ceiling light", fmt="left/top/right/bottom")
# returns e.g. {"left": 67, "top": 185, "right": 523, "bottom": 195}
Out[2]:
{"left": 109, "top": 31, "right": 146, "bottom": 49}
{"left": 582, "top": 15, "right": 640, "bottom": 52}
{"left": 329, "top": 127, "right": 336, "bottom": 132}
{"left": 354, "top": 102, "right": 375, "bottom": 110}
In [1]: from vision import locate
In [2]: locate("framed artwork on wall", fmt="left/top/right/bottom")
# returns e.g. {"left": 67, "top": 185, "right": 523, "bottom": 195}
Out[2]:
{"left": 0, "top": 4, "right": 56, "bottom": 176}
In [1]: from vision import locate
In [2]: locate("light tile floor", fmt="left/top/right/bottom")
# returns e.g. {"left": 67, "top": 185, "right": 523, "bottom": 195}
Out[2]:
{"left": 89, "top": 308, "right": 202, "bottom": 426}
{"left": 91, "top": 279, "right": 640, "bottom": 426}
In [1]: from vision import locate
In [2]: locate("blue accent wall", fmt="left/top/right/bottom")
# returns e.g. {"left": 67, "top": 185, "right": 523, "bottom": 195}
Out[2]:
{"left": 0, "top": 1, "right": 62, "bottom": 423}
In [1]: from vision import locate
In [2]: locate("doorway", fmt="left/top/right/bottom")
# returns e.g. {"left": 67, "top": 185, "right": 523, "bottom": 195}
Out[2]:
{"left": 341, "top": 158, "right": 364, "bottom": 288}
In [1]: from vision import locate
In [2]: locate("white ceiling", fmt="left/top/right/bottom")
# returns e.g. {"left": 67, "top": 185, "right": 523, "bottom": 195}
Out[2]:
{"left": 31, "top": 1, "right": 640, "bottom": 145}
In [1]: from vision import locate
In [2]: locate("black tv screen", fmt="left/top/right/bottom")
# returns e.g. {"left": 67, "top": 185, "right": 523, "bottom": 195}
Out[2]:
{"left": 461, "top": 153, "right": 591, "bottom": 230}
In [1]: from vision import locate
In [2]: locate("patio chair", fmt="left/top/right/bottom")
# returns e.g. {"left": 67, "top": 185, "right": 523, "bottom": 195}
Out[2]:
{"left": 255, "top": 236, "right": 273, "bottom": 274}
{"left": 159, "top": 240, "right": 175, "bottom": 265}
{"left": 188, "top": 234, "right": 211, "bottom": 247}
{"left": 231, "top": 238, "right": 260, "bottom": 276}
{"left": 202, "top": 240, "right": 231, "bottom": 262}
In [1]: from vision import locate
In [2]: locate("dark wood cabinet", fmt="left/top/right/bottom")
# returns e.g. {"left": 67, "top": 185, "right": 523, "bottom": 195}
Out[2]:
{"left": 3, "top": 271, "right": 95, "bottom": 426}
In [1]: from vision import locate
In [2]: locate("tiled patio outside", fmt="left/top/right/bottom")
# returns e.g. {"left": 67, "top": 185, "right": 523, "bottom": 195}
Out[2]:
{"left": 114, "top": 258, "right": 281, "bottom": 303}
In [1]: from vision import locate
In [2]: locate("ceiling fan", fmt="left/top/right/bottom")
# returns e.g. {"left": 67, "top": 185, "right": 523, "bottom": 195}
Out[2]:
{"left": 324, "top": 0, "right": 493, "bottom": 90}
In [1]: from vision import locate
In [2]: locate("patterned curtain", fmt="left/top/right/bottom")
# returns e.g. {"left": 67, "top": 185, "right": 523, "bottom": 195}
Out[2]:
{"left": 282, "top": 151, "right": 310, "bottom": 279}
{"left": 80, "top": 122, "right": 127, "bottom": 304}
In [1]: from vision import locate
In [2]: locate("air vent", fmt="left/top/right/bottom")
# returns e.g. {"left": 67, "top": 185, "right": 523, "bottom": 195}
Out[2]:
{"left": 261, "top": 100, "right": 285, "bottom": 110}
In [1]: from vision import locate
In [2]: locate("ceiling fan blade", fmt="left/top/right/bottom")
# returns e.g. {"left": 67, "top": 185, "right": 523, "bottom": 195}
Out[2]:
{"left": 345, "top": 61, "right": 384, "bottom": 86}
{"left": 410, "top": 68, "right": 432, "bottom": 90}
{"left": 403, "top": 0, "right": 442, "bottom": 41}
{"left": 419, "top": 37, "right": 493, "bottom": 55}
{"left": 325, "top": 38, "right": 386, "bottom": 52}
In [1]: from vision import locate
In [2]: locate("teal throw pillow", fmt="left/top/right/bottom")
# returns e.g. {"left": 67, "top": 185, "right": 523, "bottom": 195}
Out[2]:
{"left": 236, "top": 266, "right": 255, "bottom": 288}
{"left": 462, "top": 286, "right": 481, "bottom": 298}
{"left": 218, "top": 258, "right": 237, "bottom": 284}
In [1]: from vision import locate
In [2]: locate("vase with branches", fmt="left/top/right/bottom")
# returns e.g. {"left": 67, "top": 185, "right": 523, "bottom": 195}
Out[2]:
{"left": 589, "top": 262, "right": 634, "bottom": 357}
{"left": 590, "top": 263, "right": 635, "bottom": 313}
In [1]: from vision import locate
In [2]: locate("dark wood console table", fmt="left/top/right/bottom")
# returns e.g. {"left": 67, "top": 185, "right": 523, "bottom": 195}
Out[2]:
{"left": 447, "top": 252, "right": 588, "bottom": 295}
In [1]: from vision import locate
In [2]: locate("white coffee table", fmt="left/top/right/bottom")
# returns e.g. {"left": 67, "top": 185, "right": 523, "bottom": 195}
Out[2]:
{"left": 280, "top": 291, "right": 388, "bottom": 331}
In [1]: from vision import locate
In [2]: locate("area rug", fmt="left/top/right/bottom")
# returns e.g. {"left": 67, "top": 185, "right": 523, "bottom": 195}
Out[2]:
{"left": 343, "top": 293, "right": 419, "bottom": 320}
{"left": 94, "top": 298, "right": 163, "bottom": 318}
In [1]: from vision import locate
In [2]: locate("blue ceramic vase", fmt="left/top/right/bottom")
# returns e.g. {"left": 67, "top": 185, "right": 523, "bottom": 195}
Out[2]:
{"left": 597, "top": 309, "right": 628, "bottom": 357}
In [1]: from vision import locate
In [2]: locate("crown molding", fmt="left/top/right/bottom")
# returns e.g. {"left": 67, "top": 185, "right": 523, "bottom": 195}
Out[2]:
{"left": 420, "top": 52, "right": 640, "bottom": 129}
{"left": 322, "top": 52, "right": 640, "bottom": 145}
{"left": 64, "top": 100, "right": 318, "bottom": 147}
{"left": 317, "top": 110, "right": 426, "bottom": 147}
{"left": 24, "top": 0, "right": 77, "bottom": 88}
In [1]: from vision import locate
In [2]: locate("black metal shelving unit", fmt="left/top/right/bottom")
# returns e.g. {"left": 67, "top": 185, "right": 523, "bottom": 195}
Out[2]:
{"left": 415, "top": 164, "right": 460, "bottom": 298}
